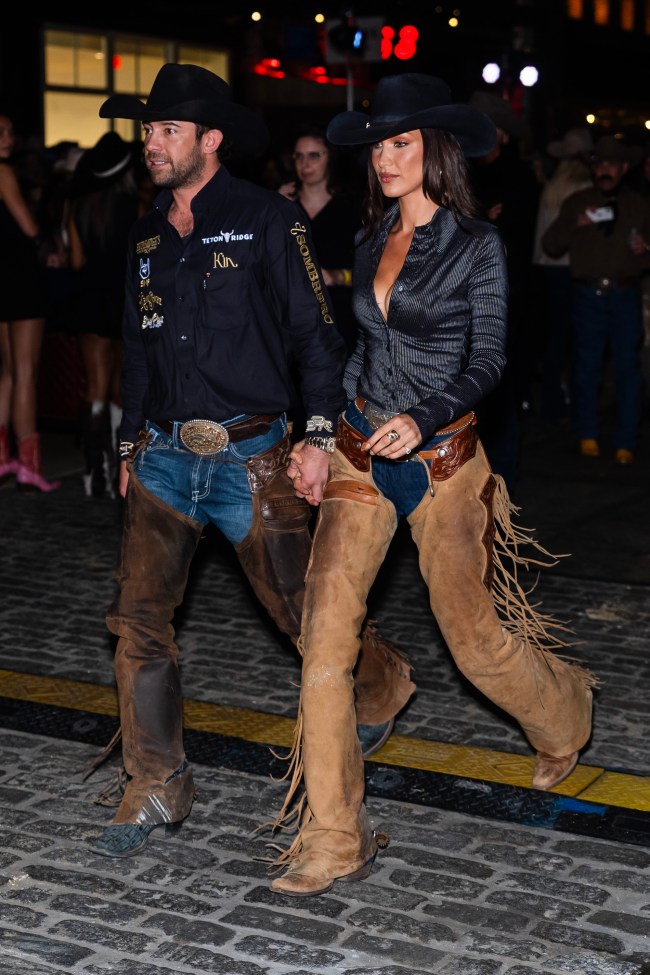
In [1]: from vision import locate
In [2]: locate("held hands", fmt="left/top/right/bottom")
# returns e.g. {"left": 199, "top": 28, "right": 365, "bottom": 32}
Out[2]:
{"left": 287, "top": 442, "right": 331, "bottom": 505}
{"left": 364, "top": 415, "right": 422, "bottom": 459}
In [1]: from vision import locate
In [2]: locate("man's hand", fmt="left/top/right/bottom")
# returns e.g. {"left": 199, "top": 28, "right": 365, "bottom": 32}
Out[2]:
{"left": 287, "top": 441, "right": 330, "bottom": 505}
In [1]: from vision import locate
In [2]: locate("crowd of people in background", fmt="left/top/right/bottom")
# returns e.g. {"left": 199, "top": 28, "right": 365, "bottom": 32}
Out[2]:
{"left": 0, "top": 88, "right": 649, "bottom": 499}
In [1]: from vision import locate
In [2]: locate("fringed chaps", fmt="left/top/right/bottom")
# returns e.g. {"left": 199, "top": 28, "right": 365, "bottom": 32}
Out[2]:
{"left": 266, "top": 435, "right": 596, "bottom": 870}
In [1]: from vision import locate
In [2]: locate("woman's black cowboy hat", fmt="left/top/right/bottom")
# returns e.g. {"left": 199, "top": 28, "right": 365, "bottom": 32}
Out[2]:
{"left": 326, "top": 73, "right": 496, "bottom": 157}
{"left": 99, "top": 63, "right": 269, "bottom": 154}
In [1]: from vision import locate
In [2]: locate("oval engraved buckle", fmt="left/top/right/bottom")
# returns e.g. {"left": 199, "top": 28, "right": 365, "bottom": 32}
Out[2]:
{"left": 179, "top": 419, "right": 229, "bottom": 455}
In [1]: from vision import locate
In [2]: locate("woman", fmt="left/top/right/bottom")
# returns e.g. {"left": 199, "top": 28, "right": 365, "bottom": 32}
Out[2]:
{"left": 267, "top": 74, "right": 596, "bottom": 898}
{"left": 65, "top": 131, "right": 142, "bottom": 499}
{"left": 0, "top": 111, "right": 60, "bottom": 492}
{"left": 278, "top": 126, "right": 361, "bottom": 355}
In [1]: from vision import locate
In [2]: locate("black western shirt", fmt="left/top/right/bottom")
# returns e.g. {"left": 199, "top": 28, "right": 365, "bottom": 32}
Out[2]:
{"left": 120, "top": 165, "right": 347, "bottom": 444}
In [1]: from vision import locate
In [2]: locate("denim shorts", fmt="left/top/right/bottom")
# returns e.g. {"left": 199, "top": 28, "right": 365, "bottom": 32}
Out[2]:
{"left": 132, "top": 414, "right": 287, "bottom": 545}
{"left": 343, "top": 400, "right": 448, "bottom": 519}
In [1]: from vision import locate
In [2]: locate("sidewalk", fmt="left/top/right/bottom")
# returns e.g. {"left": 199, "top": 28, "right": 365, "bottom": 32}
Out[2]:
{"left": 1, "top": 411, "right": 649, "bottom": 974}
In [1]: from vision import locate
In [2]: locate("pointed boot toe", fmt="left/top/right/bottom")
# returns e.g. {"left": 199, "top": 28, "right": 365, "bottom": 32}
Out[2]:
{"left": 270, "top": 842, "right": 383, "bottom": 898}
{"left": 532, "top": 750, "right": 579, "bottom": 791}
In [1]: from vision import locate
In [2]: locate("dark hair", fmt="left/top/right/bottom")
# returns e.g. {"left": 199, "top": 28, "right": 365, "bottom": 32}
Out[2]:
{"left": 292, "top": 124, "right": 341, "bottom": 195}
{"left": 362, "top": 128, "right": 481, "bottom": 239}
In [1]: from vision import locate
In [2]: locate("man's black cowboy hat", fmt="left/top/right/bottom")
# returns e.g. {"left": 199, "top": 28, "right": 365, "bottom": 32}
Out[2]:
{"left": 326, "top": 73, "right": 496, "bottom": 157}
{"left": 99, "top": 63, "right": 269, "bottom": 154}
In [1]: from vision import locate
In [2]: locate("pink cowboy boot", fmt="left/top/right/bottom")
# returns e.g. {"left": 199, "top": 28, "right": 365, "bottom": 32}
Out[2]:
{"left": 16, "top": 433, "right": 61, "bottom": 493}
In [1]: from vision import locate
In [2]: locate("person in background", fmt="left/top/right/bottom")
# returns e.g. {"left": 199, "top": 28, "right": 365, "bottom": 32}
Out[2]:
{"left": 531, "top": 128, "right": 594, "bottom": 425}
{"left": 267, "top": 74, "right": 596, "bottom": 898}
{"left": 0, "top": 109, "right": 61, "bottom": 492}
{"left": 542, "top": 136, "right": 650, "bottom": 464}
{"left": 65, "top": 132, "right": 142, "bottom": 499}
{"left": 88, "top": 64, "right": 414, "bottom": 859}
{"left": 278, "top": 125, "right": 361, "bottom": 357}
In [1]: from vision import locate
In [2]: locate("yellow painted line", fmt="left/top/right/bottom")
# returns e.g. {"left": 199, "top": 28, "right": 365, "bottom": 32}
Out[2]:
{"left": 1, "top": 669, "right": 649, "bottom": 811}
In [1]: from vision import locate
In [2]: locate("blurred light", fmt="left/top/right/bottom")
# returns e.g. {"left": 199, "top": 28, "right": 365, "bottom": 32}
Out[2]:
{"left": 94, "top": 52, "right": 104, "bottom": 61}
{"left": 251, "top": 10, "right": 262, "bottom": 21}
{"left": 252, "top": 57, "right": 284, "bottom": 78}
{"left": 112, "top": 55, "right": 122, "bottom": 70}
{"left": 586, "top": 113, "right": 596, "bottom": 124}
{"left": 645, "top": 119, "right": 650, "bottom": 130}
{"left": 352, "top": 29, "right": 364, "bottom": 50}
{"left": 519, "top": 65, "right": 539, "bottom": 87}
{"left": 315, "top": 13, "right": 325, "bottom": 23}
{"left": 381, "top": 25, "right": 395, "bottom": 60}
{"left": 394, "top": 25, "right": 419, "bottom": 59}
{"left": 482, "top": 62, "right": 501, "bottom": 84}
{"left": 448, "top": 17, "right": 459, "bottom": 27}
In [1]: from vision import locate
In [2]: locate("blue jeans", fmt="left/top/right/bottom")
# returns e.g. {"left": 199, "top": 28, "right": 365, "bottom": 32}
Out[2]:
{"left": 133, "top": 414, "right": 288, "bottom": 544}
{"left": 572, "top": 284, "right": 643, "bottom": 450}
{"left": 344, "top": 400, "right": 447, "bottom": 519}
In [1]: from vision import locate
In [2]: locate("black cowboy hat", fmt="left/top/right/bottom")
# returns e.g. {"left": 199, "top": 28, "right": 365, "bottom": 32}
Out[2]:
{"left": 326, "top": 73, "right": 496, "bottom": 157}
{"left": 86, "top": 131, "right": 139, "bottom": 180}
{"left": 99, "top": 63, "right": 269, "bottom": 154}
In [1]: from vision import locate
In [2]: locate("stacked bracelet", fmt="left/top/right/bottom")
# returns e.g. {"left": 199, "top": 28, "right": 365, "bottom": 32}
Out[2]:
{"left": 304, "top": 436, "right": 336, "bottom": 454}
{"left": 119, "top": 441, "right": 134, "bottom": 459}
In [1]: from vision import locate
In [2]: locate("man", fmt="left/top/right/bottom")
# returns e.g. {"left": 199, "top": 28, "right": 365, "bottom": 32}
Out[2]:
{"left": 91, "top": 64, "right": 414, "bottom": 858}
{"left": 542, "top": 135, "right": 650, "bottom": 464}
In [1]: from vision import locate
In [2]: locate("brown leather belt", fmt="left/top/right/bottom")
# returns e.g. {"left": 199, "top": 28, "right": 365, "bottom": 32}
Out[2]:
{"left": 337, "top": 410, "right": 477, "bottom": 481}
{"left": 153, "top": 414, "right": 280, "bottom": 444}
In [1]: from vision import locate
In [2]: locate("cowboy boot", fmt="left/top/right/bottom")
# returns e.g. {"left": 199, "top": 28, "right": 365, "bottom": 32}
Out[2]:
{"left": 16, "top": 433, "right": 61, "bottom": 493}
{"left": 94, "top": 474, "right": 203, "bottom": 857}
{"left": 235, "top": 436, "right": 415, "bottom": 758}
{"left": 0, "top": 425, "right": 18, "bottom": 483}
{"left": 408, "top": 441, "right": 595, "bottom": 789}
{"left": 269, "top": 461, "right": 396, "bottom": 896}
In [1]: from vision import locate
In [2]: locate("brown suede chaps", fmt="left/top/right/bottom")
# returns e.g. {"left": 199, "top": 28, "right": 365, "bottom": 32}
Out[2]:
{"left": 270, "top": 428, "right": 595, "bottom": 884}
{"left": 102, "top": 433, "right": 414, "bottom": 827}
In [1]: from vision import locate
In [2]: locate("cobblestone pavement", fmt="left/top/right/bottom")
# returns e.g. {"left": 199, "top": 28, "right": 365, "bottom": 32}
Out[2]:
{"left": 0, "top": 414, "right": 649, "bottom": 974}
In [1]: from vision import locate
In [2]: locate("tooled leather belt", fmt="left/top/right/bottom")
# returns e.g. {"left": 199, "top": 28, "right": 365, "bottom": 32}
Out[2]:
{"left": 337, "top": 408, "right": 477, "bottom": 481}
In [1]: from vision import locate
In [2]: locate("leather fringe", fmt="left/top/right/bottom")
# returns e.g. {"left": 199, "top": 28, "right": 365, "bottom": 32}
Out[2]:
{"left": 491, "top": 474, "right": 599, "bottom": 691}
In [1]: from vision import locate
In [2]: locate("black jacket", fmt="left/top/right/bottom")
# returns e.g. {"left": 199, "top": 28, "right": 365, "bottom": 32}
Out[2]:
{"left": 120, "top": 165, "right": 347, "bottom": 442}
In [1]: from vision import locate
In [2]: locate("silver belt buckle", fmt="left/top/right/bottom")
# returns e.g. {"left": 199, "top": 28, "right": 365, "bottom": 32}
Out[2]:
{"left": 363, "top": 400, "right": 399, "bottom": 430}
{"left": 179, "top": 419, "right": 229, "bottom": 455}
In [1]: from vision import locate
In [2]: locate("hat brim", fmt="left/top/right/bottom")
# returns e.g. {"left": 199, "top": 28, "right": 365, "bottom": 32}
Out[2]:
{"left": 99, "top": 94, "right": 269, "bottom": 154}
{"left": 327, "top": 104, "right": 496, "bottom": 157}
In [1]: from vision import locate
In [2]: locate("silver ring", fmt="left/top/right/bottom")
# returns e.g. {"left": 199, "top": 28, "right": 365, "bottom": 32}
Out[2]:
{"left": 404, "top": 446, "right": 412, "bottom": 455}
{"left": 387, "top": 430, "right": 400, "bottom": 443}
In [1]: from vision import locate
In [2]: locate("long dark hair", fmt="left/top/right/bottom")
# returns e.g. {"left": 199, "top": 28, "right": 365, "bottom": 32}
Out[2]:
{"left": 362, "top": 128, "right": 481, "bottom": 240}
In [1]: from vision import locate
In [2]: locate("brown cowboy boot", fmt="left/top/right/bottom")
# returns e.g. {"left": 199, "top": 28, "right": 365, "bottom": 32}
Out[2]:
{"left": 269, "top": 464, "right": 396, "bottom": 895}
{"left": 94, "top": 475, "right": 203, "bottom": 857}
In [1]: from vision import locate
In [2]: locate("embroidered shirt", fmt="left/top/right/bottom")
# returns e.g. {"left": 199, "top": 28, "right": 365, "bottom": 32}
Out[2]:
{"left": 344, "top": 204, "right": 508, "bottom": 441}
{"left": 120, "top": 165, "right": 346, "bottom": 443}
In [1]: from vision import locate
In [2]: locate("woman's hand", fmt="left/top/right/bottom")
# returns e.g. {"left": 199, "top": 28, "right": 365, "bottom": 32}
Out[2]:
{"left": 364, "top": 415, "right": 422, "bottom": 459}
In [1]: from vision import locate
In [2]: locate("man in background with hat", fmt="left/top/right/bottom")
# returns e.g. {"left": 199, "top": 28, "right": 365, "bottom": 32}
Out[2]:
{"left": 542, "top": 134, "right": 650, "bottom": 464}
{"left": 88, "top": 63, "right": 415, "bottom": 858}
